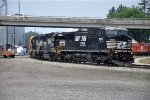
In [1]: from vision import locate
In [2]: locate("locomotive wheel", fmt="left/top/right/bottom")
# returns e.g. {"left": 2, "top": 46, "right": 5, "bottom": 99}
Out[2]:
{"left": 63, "top": 56, "right": 68, "bottom": 62}
{"left": 111, "top": 62, "right": 118, "bottom": 66}
{"left": 97, "top": 60, "right": 101, "bottom": 65}
{"left": 11, "top": 55, "right": 15, "bottom": 58}
{"left": 104, "top": 60, "right": 108, "bottom": 65}
{"left": 48, "top": 55, "right": 51, "bottom": 61}
{"left": 74, "top": 61, "right": 78, "bottom": 63}
{"left": 3, "top": 55, "right": 7, "bottom": 58}
{"left": 64, "top": 58, "right": 68, "bottom": 62}
{"left": 40, "top": 53, "right": 44, "bottom": 60}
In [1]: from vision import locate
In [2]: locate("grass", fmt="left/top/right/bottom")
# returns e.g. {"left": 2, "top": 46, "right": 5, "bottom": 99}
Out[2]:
{"left": 134, "top": 56, "right": 148, "bottom": 58}
{"left": 139, "top": 58, "right": 150, "bottom": 64}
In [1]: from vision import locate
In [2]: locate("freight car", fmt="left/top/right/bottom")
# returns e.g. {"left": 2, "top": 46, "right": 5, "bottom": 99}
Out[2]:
{"left": 29, "top": 27, "right": 134, "bottom": 66}
{"left": 132, "top": 43, "right": 149, "bottom": 56}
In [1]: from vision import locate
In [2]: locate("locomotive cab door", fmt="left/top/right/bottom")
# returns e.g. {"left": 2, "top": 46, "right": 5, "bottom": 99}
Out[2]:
{"left": 98, "top": 29, "right": 107, "bottom": 50}
{"left": 87, "top": 28, "right": 107, "bottom": 51}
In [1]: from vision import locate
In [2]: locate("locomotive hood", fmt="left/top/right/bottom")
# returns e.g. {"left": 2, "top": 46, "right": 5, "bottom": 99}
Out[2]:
{"left": 108, "top": 35, "right": 132, "bottom": 42}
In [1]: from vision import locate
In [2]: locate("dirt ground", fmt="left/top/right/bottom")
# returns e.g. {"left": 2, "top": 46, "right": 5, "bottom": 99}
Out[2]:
{"left": 0, "top": 56, "right": 150, "bottom": 100}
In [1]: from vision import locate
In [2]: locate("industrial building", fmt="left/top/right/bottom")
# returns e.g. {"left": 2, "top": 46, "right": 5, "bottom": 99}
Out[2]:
{"left": 0, "top": 26, "right": 25, "bottom": 49}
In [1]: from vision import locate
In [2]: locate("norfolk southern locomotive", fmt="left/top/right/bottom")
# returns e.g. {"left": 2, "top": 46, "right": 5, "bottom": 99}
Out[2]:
{"left": 29, "top": 27, "right": 134, "bottom": 66}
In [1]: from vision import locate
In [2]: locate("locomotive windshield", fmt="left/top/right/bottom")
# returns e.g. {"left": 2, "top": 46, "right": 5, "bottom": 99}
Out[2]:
{"left": 106, "top": 30, "right": 117, "bottom": 37}
{"left": 106, "top": 30, "right": 128, "bottom": 37}
{"left": 118, "top": 30, "right": 128, "bottom": 36}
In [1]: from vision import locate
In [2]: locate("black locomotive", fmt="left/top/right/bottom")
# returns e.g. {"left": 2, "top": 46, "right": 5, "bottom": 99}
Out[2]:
{"left": 29, "top": 27, "right": 134, "bottom": 66}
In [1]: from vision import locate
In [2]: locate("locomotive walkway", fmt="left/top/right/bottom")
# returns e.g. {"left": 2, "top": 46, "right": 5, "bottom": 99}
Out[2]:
{"left": 0, "top": 16, "right": 150, "bottom": 29}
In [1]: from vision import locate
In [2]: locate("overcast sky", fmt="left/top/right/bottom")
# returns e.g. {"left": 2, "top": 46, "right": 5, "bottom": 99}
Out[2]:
{"left": 7, "top": 0, "right": 140, "bottom": 33}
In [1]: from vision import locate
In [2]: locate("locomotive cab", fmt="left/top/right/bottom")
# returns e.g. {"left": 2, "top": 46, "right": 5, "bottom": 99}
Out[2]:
{"left": 105, "top": 27, "right": 134, "bottom": 66}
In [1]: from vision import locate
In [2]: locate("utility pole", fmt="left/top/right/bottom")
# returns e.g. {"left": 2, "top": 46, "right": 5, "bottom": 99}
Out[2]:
{"left": 5, "top": 0, "right": 8, "bottom": 50}
{"left": 4, "top": 0, "right": 7, "bottom": 15}
{"left": 18, "top": 0, "right": 20, "bottom": 17}
{"left": 6, "top": 26, "right": 8, "bottom": 50}
{"left": 13, "top": 27, "right": 15, "bottom": 53}
{"left": 5, "top": 0, "right": 8, "bottom": 51}
{"left": 0, "top": 0, "right": 8, "bottom": 51}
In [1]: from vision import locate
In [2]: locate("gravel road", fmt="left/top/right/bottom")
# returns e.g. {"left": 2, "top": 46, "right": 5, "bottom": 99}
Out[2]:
{"left": 0, "top": 56, "right": 150, "bottom": 100}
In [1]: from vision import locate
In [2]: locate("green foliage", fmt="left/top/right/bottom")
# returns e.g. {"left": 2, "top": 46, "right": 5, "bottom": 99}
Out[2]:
{"left": 18, "top": 41, "right": 22, "bottom": 46}
{"left": 24, "top": 31, "right": 39, "bottom": 47}
{"left": 107, "top": 5, "right": 145, "bottom": 18}
{"left": 107, "top": 3, "right": 150, "bottom": 43}
{"left": 128, "top": 29, "right": 150, "bottom": 43}
{"left": 138, "top": 0, "right": 150, "bottom": 14}
{"left": 108, "top": 6, "right": 116, "bottom": 17}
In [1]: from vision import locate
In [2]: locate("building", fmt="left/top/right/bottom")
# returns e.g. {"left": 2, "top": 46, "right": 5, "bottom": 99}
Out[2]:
{"left": 0, "top": 26, "right": 25, "bottom": 49}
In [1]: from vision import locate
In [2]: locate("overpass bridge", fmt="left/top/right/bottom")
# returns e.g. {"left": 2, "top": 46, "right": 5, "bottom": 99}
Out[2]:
{"left": 0, "top": 16, "right": 150, "bottom": 29}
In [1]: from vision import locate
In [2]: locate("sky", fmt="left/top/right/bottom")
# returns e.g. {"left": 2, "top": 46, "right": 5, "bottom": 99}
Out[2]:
{"left": 5, "top": 0, "right": 140, "bottom": 33}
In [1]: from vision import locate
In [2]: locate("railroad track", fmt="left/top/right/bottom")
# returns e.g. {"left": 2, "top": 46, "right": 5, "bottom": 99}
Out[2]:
{"left": 1, "top": 56, "right": 150, "bottom": 72}
{"left": 131, "top": 64, "right": 150, "bottom": 69}
{"left": 28, "top": 57, "right": 150, "bottom": 70}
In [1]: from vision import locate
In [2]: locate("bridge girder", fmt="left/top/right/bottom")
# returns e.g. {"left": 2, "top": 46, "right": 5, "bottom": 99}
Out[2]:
{"left": 0, "top": 16, "right": 150, "bottom": 29}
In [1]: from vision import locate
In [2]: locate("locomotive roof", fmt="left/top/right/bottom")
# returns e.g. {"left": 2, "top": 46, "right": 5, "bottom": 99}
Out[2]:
{"left": 61, "top": 30, "right": 87, "bottom": 35}
{"left": 34, "top": 28, "right": 105, "bottom": 38}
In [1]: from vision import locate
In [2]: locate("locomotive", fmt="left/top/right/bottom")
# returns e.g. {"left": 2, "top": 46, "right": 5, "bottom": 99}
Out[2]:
{"left": 29, "top": 27, "right": 134, "bottom": 66}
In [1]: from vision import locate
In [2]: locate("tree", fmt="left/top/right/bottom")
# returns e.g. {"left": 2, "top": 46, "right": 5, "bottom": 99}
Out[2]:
{"left": 107, "top": 5, "right": 145, "bottom": 18}
{"left": 107, "top": 6, "right": 116, "bottom": 17}
{"left": 24, "top": 31, "right": 39, "bottom": 48}
{"left": 138, "top": 0, "right": 150, "bottom": 15}
{"left": 107, "top": 4, "right": 150, "bottom": 43}
{"left": 116, "top": 4, "right": 124, "bottom": 13}
{"left": 129, "top": 29, "right": 150, "bottom": 43}
{"left": 18, "top": 41, "right": 22, "bottom": 46}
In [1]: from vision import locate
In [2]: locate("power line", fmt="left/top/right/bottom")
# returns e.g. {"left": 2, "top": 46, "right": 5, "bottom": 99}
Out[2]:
{"left": 0, "top": 0, "right": 7, "bottom": 15}
{"left": 0, "top": 0, "right": 8, "bottom": 51}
